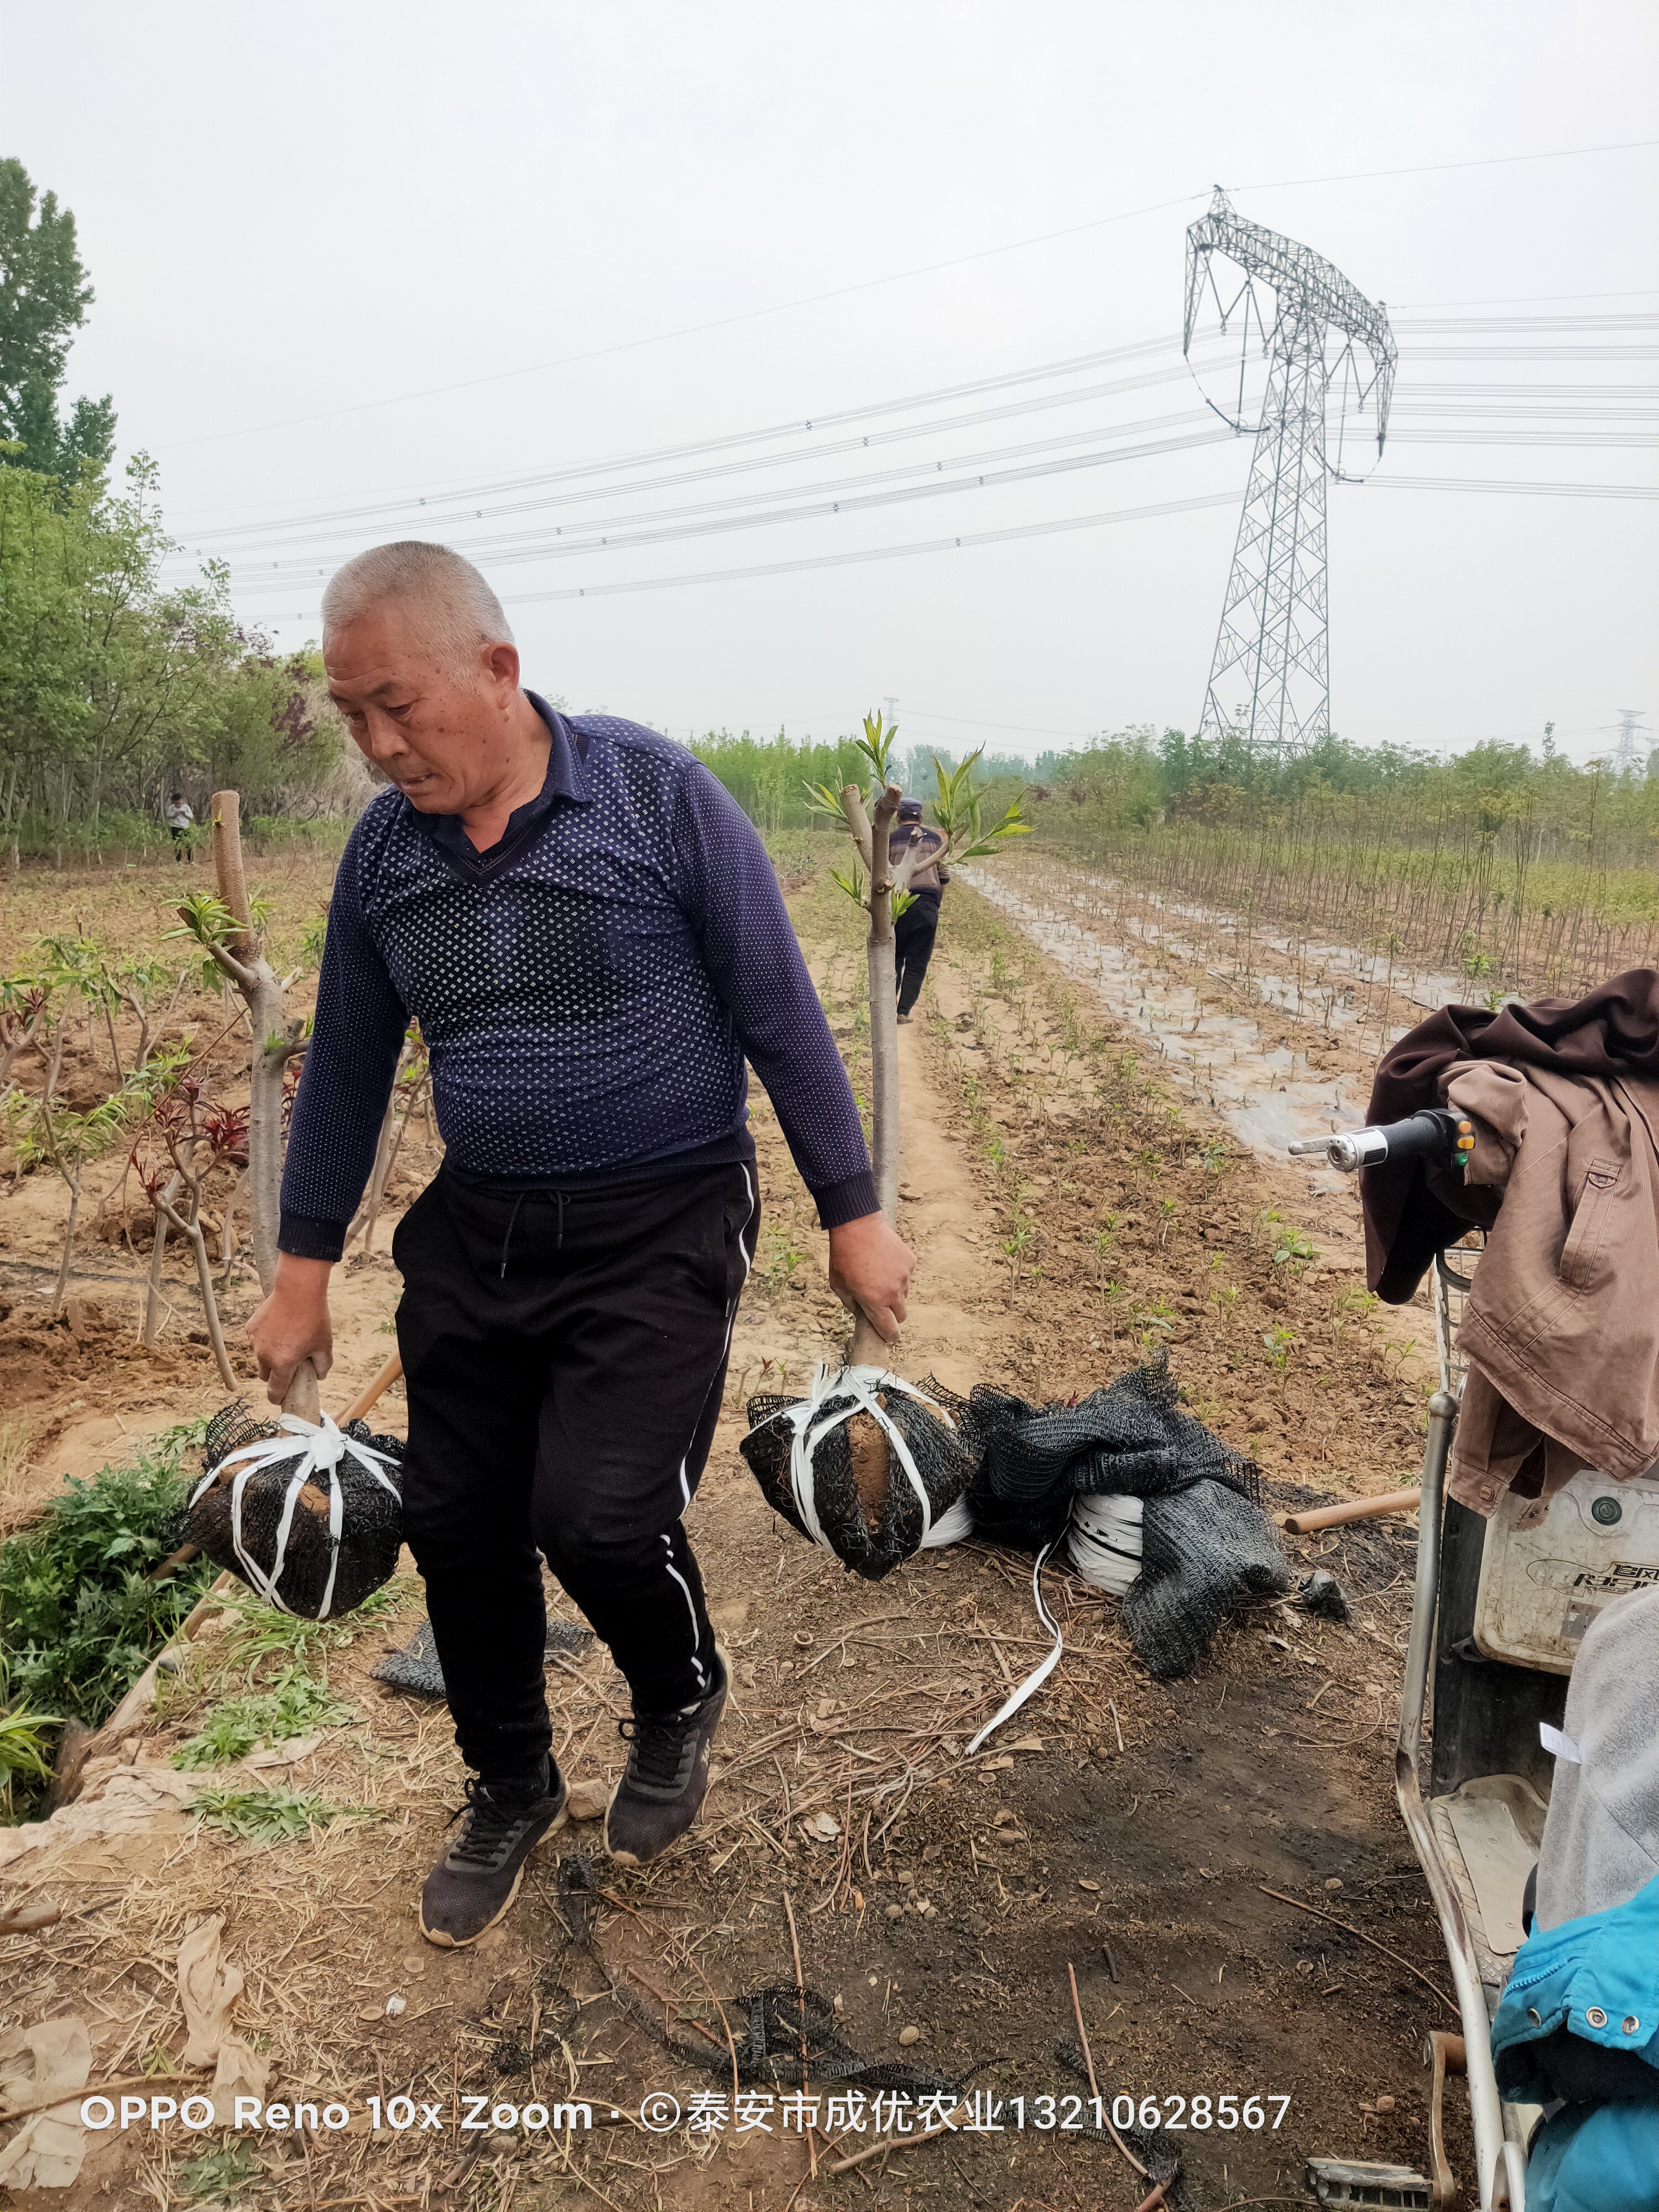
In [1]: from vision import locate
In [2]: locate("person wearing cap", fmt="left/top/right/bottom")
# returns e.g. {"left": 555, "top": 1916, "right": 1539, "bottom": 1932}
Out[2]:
{"left": 889, "top": 797, "right": 950, "bottom": 1023}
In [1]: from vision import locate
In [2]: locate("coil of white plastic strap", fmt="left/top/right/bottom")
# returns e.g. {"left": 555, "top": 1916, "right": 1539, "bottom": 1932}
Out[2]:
{"left": 1068, "top": 1492, "right": 1143, "bottom": 1596}
{"left": 783, "top": 1362, "right": 973, "bottom": 1556}
{"left": 187, "top": 1412, "right": 401, "bottom": 1620}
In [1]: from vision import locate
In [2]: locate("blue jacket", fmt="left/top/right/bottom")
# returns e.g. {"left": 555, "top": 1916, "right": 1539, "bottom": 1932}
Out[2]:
{"left": 1491, "top": 1871, "right": 1659, "bottom": 2212}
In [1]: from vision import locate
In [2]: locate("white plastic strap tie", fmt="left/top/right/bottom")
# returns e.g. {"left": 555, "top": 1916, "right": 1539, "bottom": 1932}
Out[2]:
{"left": 964, "top": 1537, "right": 1064, "bottom": 1757}
{"left": 782, "top": 1363, "right": 954, "bottom": 1556}
{"left": 189, "top": 1413, "right": 399, "bottom": 1618}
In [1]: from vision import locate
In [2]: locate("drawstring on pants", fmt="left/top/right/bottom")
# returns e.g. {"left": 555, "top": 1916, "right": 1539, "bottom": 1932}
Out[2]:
{"left": 499, "top": 1188, "right": 564, "bottom": 1279}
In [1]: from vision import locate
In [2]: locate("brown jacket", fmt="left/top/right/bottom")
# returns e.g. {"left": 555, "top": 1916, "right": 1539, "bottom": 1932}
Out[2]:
{"left": 1361, "top": 968, "right": 1659, "bottom": 1303}
{"left": 1444, "top": 1057, "right": 1659, "bottom": 1517}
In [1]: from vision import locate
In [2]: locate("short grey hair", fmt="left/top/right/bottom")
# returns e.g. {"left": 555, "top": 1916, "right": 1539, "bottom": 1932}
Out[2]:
{"left": 321, "top": 541, "right": 514, "bottom": 670}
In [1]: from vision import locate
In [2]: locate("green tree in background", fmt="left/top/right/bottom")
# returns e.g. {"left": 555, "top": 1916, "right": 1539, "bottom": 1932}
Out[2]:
{"left": 0, "top": 453, "right": 338, "bottom": 851}
{"left": 0, "top": 156, "right": 117, "bottom": 488}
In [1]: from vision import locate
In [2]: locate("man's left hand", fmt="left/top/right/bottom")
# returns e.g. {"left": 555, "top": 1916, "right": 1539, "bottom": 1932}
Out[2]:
{"left": 827, "top": 1213, "right": 914, "bottom": 1342}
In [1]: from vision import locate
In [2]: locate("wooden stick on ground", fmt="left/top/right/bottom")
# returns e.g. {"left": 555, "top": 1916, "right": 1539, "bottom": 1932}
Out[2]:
{"left": 1067, "top": 1960, "right": 1150, "bottom": 2183}
{"left": 1280, "top": 1486, "right": 1421, "bottom": 1535}
{"left": 0, "top": 2073, "right": 167, "bottom": 2126}
{"left": 823, "top": 2104, "right": 968, "bottom": 2176}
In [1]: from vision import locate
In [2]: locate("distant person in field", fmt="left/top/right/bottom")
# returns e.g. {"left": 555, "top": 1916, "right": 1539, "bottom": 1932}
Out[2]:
{"left": 889, "top": 796, "right": 950, "bottom": 1023}
{"left": 248, "top": 541, "right": 913, "bottom": 1949}
{"left": 165, "top": 792, "right": 195, "bottom": 859}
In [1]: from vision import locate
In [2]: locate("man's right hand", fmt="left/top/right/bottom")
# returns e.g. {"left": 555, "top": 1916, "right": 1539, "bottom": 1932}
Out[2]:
{"left": 247, "top": 1253, "right": 336, "bottom": 1406}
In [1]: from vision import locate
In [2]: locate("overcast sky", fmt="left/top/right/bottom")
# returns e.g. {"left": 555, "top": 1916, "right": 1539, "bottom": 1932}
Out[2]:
{"left": 8, "top": 1, "right": 1657, "bottom": 761}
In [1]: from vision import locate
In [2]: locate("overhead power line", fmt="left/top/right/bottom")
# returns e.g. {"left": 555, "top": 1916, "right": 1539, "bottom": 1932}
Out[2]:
{"left": 1366, "top": 474, "right": 1659, "bottom": 498}
{"left": 216, "top": 407, "right": 1659, "bottom": 593}
{"left": 212, "top": 409, "right": 1228, "bottom": 579}
{"left": 176, "top": 335, "right": 1200, "bottom": 541}
{"left": 242, "top": 472, "right": 1658, "bottom": 634}
{"left": 157, "top": 137, "right": 1659, "bottom": 453}
{"left": 175, "top": 324, "right": 1659, "bottom": 561}
{"left": 222, "top": 424, "right": 1243, "bottom": 590}
{"left": 184, "top": 362, "right": 1243, "bottom": 559}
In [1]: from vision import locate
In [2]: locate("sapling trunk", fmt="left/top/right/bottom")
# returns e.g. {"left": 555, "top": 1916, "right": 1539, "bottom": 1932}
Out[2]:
{"left": 200, "top": 790, "right": 316, "bottom": 1419}
{"left": 812, "top": 716, "right": 1031, "bottom": 1525}
{"left": 363, "top": 1071, "right": 426, "bottom": 1254}
{"left": 209, "top": 792, "right": 296, "bottom": 1298}
{"left": 52, "top": 1166, "right": 81, "bottom": 1316}
{"left": 155, "top": 1189, "right": 238, "bottom": 1392}
{"left": 217, "top": 1175, "right": 241, "bottom": 1286}
{"left": 838, "top": 779, "right": 902, "bottom": 1368}
{"left": 344, "top": 1087, "right": 399, "bottom": 1255}
{"left": 143, "top": 1170, "right": 183, "bottom": 1345}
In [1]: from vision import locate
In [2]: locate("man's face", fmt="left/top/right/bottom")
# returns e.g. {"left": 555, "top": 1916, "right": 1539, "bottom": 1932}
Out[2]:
{"left": 325, "top": 601, "right": 523, "bottom": 814}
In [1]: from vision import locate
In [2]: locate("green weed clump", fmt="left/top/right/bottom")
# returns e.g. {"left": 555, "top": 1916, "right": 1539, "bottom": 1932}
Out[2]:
{"left": 171, "top": 1670, "right": 354, "bottom": 1769}
{"left": 186, "top": 1785, "right": 368, "bottom": 1844}
{"left": 0, "top": 1427, "right": 217, "bottom": 1812}
{"left": 178, "top": 2142, "right": 263, "bottom": 2203}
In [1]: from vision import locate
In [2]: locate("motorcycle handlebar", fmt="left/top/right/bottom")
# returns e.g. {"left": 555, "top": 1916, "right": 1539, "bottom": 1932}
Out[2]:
{"left": 1287, "top": 1108, "right": 1475, "bottom": 1176}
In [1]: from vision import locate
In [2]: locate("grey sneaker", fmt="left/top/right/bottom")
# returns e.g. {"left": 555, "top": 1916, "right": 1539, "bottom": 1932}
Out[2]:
{"left": 420, "top": 1765, "right": 567, "bottom": 1948}
{"left": 604, "top": 1651, "right": 728, "bottom": 1867}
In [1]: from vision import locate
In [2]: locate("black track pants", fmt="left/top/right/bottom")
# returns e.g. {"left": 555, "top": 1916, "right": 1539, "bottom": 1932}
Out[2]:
{"left": 392, "top": 1161, "right": 759, "bottom": 1783}
{"left": 894, "top": 901, "right": 940, "bottom": 1016}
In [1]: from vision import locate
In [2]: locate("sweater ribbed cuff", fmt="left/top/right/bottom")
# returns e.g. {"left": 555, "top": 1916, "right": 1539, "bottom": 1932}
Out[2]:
{"left": 812, "top": 1171, "right": 879, "bottom": 1230}
{"left": 278, "top": 1210, "right": 349, "bottom": 1264}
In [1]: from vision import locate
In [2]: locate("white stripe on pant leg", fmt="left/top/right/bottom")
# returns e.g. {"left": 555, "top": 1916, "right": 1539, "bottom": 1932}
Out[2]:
{"left": 660, "top": 1165, "right": 755, "bottom": 1704}
{"left": 735, "top": 1165, "right": 755, "bottom": 1284}
{"left": 661, "top": 1531, "right": 708, "bottom": 1697}
{"left": 715, "top": 1163, "right": 759, "bottom": 1368}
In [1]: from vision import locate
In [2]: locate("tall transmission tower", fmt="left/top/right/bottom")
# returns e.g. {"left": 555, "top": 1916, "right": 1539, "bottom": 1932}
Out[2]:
{"left": 1185, "top": 189, "right": 1396, "bottom": 754}
{"left": 1611, "top": 707, "right": 1650, "bottom": 774}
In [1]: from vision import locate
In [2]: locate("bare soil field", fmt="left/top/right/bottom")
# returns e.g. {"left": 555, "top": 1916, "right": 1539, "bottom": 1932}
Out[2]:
{"left": 0, "top": 849, "right": 1473, "bottom": 2212}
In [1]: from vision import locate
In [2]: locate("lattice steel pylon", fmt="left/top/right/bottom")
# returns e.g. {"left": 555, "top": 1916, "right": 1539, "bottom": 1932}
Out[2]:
{"left": 1185, "top": 188, "right": 1396, "bottom": 753}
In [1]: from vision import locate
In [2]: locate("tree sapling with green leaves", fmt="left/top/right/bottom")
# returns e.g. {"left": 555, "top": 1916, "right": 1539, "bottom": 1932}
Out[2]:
{"left": 807, "top": 711, "right": 1030, "bottom": 1365}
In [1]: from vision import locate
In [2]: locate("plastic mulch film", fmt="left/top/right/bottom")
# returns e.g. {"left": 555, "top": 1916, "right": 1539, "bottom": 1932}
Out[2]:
{"left": 742, "top": 1364, "right": 974, "bottom": 1582}
{"left": 186, "top": 1404, "right": 404, "bottom": 1621}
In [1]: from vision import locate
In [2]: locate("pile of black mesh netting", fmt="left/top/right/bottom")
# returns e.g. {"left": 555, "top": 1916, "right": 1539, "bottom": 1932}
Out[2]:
{"left": 184, "top": 1402, "right": 404, "bottom": 1620}
{"left": 741, "top": 1368, "right": 972, "bottom": 1582}
{"left": 958, "top": 1357, "right": 1290, "bottom": 1678}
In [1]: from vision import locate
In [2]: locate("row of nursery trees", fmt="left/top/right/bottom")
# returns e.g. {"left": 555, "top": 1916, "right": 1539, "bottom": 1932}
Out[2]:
{"left": 691, "top": 723, "right": 1659, "bottom": 997}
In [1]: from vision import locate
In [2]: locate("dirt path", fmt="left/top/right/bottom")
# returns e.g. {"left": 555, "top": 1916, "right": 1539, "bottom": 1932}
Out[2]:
{"left": 0, "top": 865, "right": 1471, "bottom": 2211}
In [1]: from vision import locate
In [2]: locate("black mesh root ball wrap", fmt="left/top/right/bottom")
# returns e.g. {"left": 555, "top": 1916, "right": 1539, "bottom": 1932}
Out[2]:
{"left": 959, "top": 1354, "right": 1260, "bottom": 1551}
{"left": 959, "top": 1354, "right": 1287, "bottom": 1678}
{"left": 740, "top": 1365, "right": 973, "bottom": 1582}
{"left": 185, "top": 1404, "right": 404, "bottom": 1620}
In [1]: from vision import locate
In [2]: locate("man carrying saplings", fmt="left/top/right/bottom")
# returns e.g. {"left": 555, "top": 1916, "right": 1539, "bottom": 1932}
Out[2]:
{"left": 249, "top": 541, "right": 913, "bottom": 1945}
